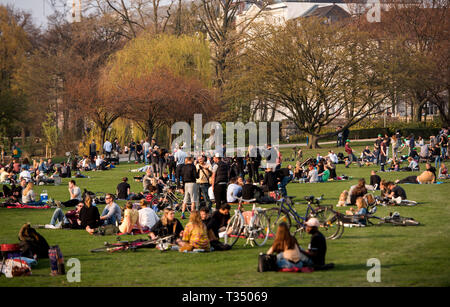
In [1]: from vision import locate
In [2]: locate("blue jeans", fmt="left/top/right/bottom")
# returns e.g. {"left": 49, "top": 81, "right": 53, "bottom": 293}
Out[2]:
{"left": 279, "top": 175, "right": 293, "bottom": 197}
{"left": 442, "top": 147, "right": 447, "bottom": 160}
{"left": 435, "top": 156, "right": 441, "bottom": 169}
{"left": 199, "top": 183, "right": 212, "bottom": 209}
{"left": 50, "top": 208, "right": 69, "bottom": 226}
{"left": 276, "top": 252, "right": 313, "bottom": 269}
{"left": 101, "top": 207, "right": 118, "bottom": 225}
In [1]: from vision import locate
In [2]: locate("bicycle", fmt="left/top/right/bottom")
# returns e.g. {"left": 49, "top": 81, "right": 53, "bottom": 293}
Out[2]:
{"left": 90, "top": 235, "right": 174, "bottom": 253}
{"left": 266, "top": 194, "right": 343, "bottom": 242}
{"left": 342, "top": 206, "right": 420, "bottom": 227}
{"left": 223, "top": 198, "right": 270, "bottom": 247}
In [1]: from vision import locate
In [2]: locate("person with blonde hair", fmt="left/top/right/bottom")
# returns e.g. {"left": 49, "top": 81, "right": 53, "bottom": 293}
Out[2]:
{"left": 179, "top": 210, "right": 210, "bottom": 252}
{"left": 148, "top": 207, "right": 184, "bottom": 244}
{"left": 119, "top": 201, "right": 141, "bottom": 234}
{"left": 22, "top": 182, "right": 45, "bottom": 206}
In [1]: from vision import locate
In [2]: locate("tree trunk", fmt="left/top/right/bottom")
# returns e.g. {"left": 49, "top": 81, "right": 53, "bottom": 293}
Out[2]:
{"left": 307, "top": 134, "right": 320, "bottom": 149}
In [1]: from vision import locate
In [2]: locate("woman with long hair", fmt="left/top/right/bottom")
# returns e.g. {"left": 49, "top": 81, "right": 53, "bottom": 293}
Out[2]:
{"left": 148, "top": 207, "right": 184, "bottom": 244}
{"left": 350, "top": 178, "right": 368, "bottom": 205}
{"left": 179, "top": 210, "right": 210, "bottom": 252}
{"left": 267, "top": 222, "right": 311, "bottom": 269}
{"left": 119, "top": 201, "right": 141, "bottom": 234}
{"left": 22, "top": 182, "right": 45, "bottom": 206}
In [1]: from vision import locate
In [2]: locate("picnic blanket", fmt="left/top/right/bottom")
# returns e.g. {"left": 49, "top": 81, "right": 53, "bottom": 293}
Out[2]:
{"left": 5, "top": 203, "right": 51, "bottom": 209}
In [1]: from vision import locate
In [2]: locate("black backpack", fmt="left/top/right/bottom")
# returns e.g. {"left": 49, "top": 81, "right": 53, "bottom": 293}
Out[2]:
{"left": 257, "top": 253, "right": 277, "bottom": 272}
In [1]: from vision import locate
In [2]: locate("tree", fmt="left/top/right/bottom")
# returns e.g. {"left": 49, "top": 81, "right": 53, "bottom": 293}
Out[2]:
{"left": 101, "top": 33, "right": 215, "bottom": 139}
{"left": 235, "top": 18, "right": 391, "bottom": 148}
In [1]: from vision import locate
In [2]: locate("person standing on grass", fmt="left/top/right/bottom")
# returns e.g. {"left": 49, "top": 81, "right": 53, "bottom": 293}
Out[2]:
{"left": 128, "top": 138, "right": 137, "bottom": 162}
{"left": 89, "top": 140, "right": 97, "bottom": 160}
{"left": 143, "top": 138, "right": 151, "bottom": 165}
{"left": 211, "top": 153, "right": 230, "bottom": 209}
{"left": 196, "top": 156, "right": 213, "bottom": 210}
{"left": 103, "top": 139, "right": 112, "bottom": 159}
{"left": 380, "top": 138, "right": 388, "bottom": 172}
{"left": 100, "top": 194, "right": 121, "bottom": 226}
{"left": 180, "top": 157, "right": 199, "bottom": 218}
{"left": 56, "top": 180, "right": 82, "bottom": 207}
{"left": 174, "top": 146, "right": 187, "bottom": 189}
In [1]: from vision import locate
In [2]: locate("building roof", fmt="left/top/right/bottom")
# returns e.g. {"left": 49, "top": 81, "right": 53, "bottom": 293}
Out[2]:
{"left": 302, "top": 4, "right": 351, "bottom": 18}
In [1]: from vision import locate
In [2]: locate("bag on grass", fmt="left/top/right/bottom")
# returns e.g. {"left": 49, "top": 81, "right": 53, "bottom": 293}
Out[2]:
{"left": 96, "top": 224, "right": 119, "bottom": 236}
{"left": 257, "top": 253, "right": 277, "bottom": 272}
{"left": 48, "top": 245, "right": 65, "bottom": 276}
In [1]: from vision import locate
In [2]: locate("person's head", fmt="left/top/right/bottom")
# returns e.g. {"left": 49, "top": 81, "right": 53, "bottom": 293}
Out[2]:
{"left": 20, "top": 178, "right": 27, "bottom": 187}
{"left": 140, "top": 199, "right": 148, "bottom": 207}
{"left": 122, "top": 177, "right": 128, "bottom": 182}
{"left": 357, "top": 178, "right": 366, "bottom": 188}
{"left": 23, "top": 182, "right": 34, "bottom": 195}
{"left": 148, "top": 185, "right": 157, "bottom": 194}
{"left": 213, "top": 153, "right": 221, "bottom": 163}
{"left": 105, "top": 193, "right": 115, "bottom": 204}
{"left": 387, "top": 181, "right": 396, "bottom": 189}
{"left": 76, "top": 201, "right": 84, "bottom": 212}
{"left": 246, "top": 178, "right": 253, "bottom": 184}
{"left": 126, "top": 201, "right": 133, "bottom": 210}
{"left": 199, "top": 207, "right": 209, "bottom": 220}
{"left": 219, "top": 204, "right": 231, "bottom": 215}
{"left": 84, "top": 195, "right": 92, "bottom": 208}
{"left": 356, "top": 197, "right": 367, "bottom": 210}
{"left": 161, "top": 207, "right": 175, "bottom": 225}
{"left": 229, "top": 177, "right": 237, "bottom": 184}
{"left": 69, "top": 180, "right": 76, "bottom": 189}
{"left": 272, "top": 222, "right": 297, "bottom": 252}
{"left": 185, "top": 156, "right": 193, "bottom": 164}
{"left": 305, "top": 217, "right": 320, "bottom": 234}
{"left": 371, "top": 170, "right": 376, "bottom": 176}
{"left": 189, "top": 210, "right": 203, "bottom": 228}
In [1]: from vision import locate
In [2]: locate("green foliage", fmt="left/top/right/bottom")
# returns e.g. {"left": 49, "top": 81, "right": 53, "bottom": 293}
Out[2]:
{"left": 103, "top": 33, "right": 212, "bottom": 88}
{"left": 41, "top": 113, "right": 59, "bottom": 151}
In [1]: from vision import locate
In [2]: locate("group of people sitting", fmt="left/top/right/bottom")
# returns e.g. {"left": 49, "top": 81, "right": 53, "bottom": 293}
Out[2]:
{"left": 292, "top": 152, "right": 344, "bottom": 183}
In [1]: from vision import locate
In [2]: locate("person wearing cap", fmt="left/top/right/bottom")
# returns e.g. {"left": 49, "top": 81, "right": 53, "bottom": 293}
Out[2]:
{"left": 302, "top": 218, "right": 327, "bottom": 268}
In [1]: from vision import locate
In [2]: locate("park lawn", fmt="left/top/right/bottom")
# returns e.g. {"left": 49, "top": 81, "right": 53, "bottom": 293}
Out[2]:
{"left": 1, "top": 142, "right": 449, "bottom": 286}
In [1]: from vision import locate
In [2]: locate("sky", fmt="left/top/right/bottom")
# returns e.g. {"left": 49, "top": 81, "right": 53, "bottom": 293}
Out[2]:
{"left": 0, "top": 0, "right": 64, "bottom": 28}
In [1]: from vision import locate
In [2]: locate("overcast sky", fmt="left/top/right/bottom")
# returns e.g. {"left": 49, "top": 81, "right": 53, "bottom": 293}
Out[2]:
{"left": 0, "top": 0, "right": 65, "bottom": 28}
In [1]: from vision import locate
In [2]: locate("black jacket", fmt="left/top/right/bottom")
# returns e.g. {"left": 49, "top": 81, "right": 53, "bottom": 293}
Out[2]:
{"left": 181, "top": 164, "right": 198, "bottom": 183}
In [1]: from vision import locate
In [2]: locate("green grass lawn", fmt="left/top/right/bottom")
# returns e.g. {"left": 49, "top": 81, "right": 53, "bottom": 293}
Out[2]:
{"left": 1, "top": 142, "right": 449, "bottom": 286}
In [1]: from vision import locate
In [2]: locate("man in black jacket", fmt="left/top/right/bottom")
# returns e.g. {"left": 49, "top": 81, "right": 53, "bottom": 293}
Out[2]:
{"left": 211, "top": 154, "right": 230, "bottom": 209}
{"left": 262, "top": 167, "right": 278, "bottom": 192}
{"left": 181, "top": 157, "right": 199, "bottom": 218}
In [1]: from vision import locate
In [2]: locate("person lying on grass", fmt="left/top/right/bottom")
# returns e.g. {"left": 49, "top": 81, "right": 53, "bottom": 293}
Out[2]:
{"left": 394, "top": 163, "right": 436, "bottom": 185}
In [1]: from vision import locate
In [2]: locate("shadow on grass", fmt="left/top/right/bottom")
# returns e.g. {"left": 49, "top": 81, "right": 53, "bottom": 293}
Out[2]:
{"left": 332, "top": 262, "right": 411, "bottom": 272}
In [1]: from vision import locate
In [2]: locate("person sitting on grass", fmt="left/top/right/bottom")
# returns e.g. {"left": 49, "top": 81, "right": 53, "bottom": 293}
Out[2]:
{"left": 55, "top": 180, "right": 82, "bottom": 207}
{"left": 118, "top": 201, "right": 142, "bottom": 234}
{"left": 266, "top": 222, "right": 312, "bottom": 270}
{"left": 148, "top": 207, "right": 184, "bottom": 244}
{"left": 22, "top": 182, "right": 46, "bottom": 206}
{"left": 306, "top": 164, "right": 319, "bottom": 183}
{"left": 100, "top": 194, "right": 122, "bottom": 226}
{"left": 318, "top": 165, "right": 330, "bottom": 183}
{"left": 80, "top": 196, "right": 101, "bottom": 235}
{"left": 179, "top": 210, "right": 210, "bottom": 252}
{"left": 349, "top": 178, "right": 368, "bottom": 206}
{"left": 386, "top": 181, "right": 407, "bottom": 200}
{"left": 345, "top": 197, "right": 368, "bottom": 225}
{"left": 207, "top": 203, "right": 231, "bottom": 241}
{"left": 438, "top": 164, "right": 449, "bottom": 179}
{"left": 116, "top": 177, "right": 131, "bottom": 200}
{"left": 138, "top": 199, "right": 160, "bottom": 231}
{"left": 370, "top": 170, "right": 381, "bottom": 190}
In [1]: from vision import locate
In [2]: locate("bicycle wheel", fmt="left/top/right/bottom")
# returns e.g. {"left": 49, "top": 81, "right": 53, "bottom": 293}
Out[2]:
{"left": 224, "top": 214, "right": 244, "bottom": 247}
{"left": 250, "top": 212, "right": 270, "bottom": 247}
{"left": 314, "top": 208, "right": 342, "bottom": 240}
{"left": 266, "top": 207, "right": 292, "bottom": 239}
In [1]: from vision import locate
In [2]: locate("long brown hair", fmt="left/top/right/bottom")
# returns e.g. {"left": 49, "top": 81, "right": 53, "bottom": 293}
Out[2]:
{"left": 189, "top": 210, "right": 204, "bottom": 230}
{"left": 271, "top": 222, "right": 297, "bottom": 253}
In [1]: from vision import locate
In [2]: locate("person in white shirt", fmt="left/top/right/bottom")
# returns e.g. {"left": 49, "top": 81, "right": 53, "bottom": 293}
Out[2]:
{"left": 103, "top": 139, "right": 112, "bottom": 159}
{"left": 142, "top": 138, "right": 151, "bottom": 164}
{"left": 306, "top": 165, "right": 319, "bottom": 183}
{"left": 227, "top": 177, "right": 242, "bottom": 203}
{"left": 19, "top": 169, "right": 32, "bottom": 182}
{"left": 138, "top": 199, "right": 160, "bottom": 231}
{"left": 327, "top": 151, "right": 339, "bottom": 164}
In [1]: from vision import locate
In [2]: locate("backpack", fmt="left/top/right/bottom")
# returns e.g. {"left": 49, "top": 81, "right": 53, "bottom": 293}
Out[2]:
{"left": 257, "top": 253, "right": 277, "bottom": 272}
{"left": 48, "top": 245, "right": 65, "bottom": 276}
{"left": 95, "top": 224, "right": 119, "bottom": 236}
